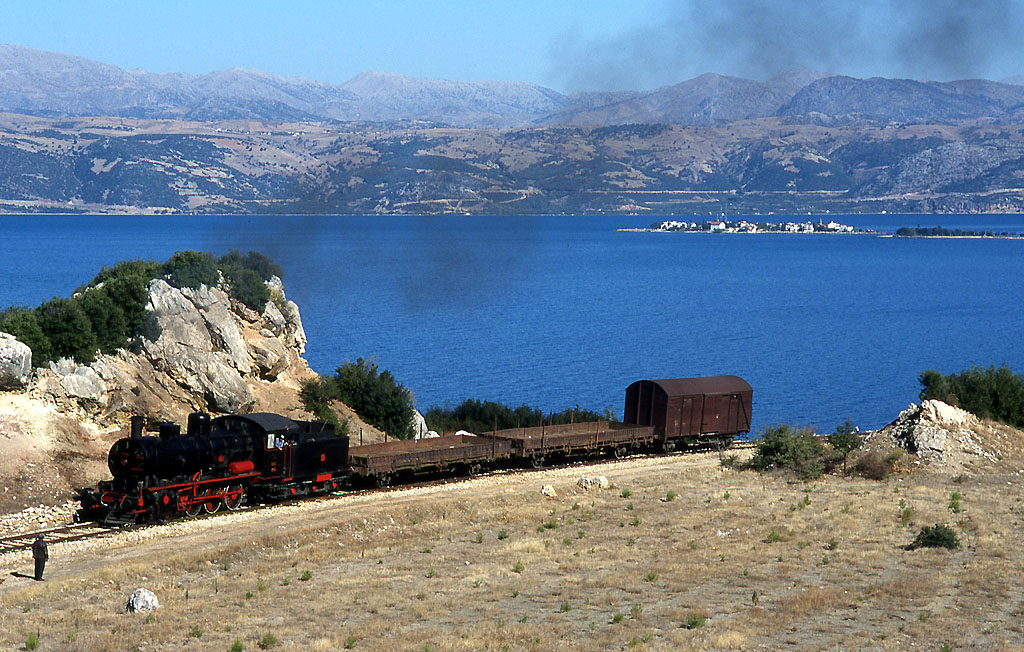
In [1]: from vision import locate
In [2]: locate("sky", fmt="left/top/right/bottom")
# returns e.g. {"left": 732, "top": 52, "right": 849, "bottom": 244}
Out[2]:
{"left": 1, "top": 0, "right": 1022, "bottom": 92}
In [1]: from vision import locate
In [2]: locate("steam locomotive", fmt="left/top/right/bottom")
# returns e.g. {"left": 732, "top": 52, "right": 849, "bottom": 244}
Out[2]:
{"left": 77, "top": 375, "right": 752, "bottom": 525}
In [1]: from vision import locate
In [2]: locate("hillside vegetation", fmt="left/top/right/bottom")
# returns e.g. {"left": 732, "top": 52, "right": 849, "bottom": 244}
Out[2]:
{"left": 0, "top": 250, "right": 281, "bottom": 366}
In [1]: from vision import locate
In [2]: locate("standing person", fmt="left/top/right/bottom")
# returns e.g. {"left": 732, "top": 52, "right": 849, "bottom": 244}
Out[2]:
{"left": 32, "top": 536, "right": 48, "bottom": 581}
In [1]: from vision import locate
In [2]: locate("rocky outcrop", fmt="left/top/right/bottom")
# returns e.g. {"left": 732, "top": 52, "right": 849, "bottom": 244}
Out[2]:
{"left": 35, "top": 275, "right": 315, "bottom": 424}
{"left": 871, "top": 399, "right": 998, "bottom": 473}
{"left": 0, "top": 332, "right": 32, "bottom": 389}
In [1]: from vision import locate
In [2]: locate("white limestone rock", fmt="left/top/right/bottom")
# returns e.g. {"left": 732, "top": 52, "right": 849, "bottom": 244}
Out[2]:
{"left": 248, "top": 336, "right": 290, "bottom": 380}
{"left": 49, "top": 358, "right": 108, "bottom": 405}
{"left": 126, "top": 588, "right": 160, "bottom": 613}
{"left": 0, "top": 332, "right": 32, "bottom": 390}
{"left": 576, "top": 475, "right": 610, "bottom": 490}
{"left": 411, "top": 410, "right": 430, "bottom": 439}
{"left": 142, "top": 280, "right": 254, "bottom": 413}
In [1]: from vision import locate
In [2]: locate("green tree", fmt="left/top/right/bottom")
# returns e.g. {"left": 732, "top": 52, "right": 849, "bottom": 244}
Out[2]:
{"left": 35, "top": 297, "right": 98, "bottom": 364}
{"left": 920, "top": 364, "right": 1024, "bottom": 428}
{"left": 77, "top": 286, "right": 129, "bottom": 353}
{"left": 163, "top": 250, "right": 218, "bottom": 289}
{"left": 334, "top": 358, "right": 415, "bottom": 439}
{"left": 746, "top": 424, "right": 838, "bottom": 480}
{"left": 0, "top": 307, "right": 52, "bottom": 364}
{"left": 829, "top": 418, "right": 862, "bottom": 473}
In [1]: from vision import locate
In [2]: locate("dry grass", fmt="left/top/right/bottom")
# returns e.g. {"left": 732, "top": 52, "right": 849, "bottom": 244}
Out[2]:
{"left": 2, "top": 451, "right": 1024, "bottom": 651}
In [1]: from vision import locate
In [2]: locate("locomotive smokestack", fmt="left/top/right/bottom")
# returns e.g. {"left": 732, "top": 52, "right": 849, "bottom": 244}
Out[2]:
{"left": 130, "top": 416, "right": 146, "bottom": 440}
{"left": 187, "top": 412, "right": 212, "bottom": 437}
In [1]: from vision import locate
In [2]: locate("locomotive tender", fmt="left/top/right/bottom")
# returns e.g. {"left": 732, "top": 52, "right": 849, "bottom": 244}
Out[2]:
{"left": 78, "top": 375, "right": 751, "bottom": 524}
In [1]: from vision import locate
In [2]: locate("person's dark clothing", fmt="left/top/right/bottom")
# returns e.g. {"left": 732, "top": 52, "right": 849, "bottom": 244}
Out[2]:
{"left": 32, "top": 537, "right": 48, "bottom": 581}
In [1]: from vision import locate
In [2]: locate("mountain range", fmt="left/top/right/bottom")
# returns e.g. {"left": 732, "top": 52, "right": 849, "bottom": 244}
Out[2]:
{"left": 5, "top": 44, "right": 1024, "bottom": 128}
{"left": 3, "top": 44, "right": 1024, "bottom": 215}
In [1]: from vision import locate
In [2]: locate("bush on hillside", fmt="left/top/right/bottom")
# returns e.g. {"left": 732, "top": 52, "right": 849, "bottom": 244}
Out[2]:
{"left": 829, "top": 418, "right": 863, "bottom": 473}
{"left": 905, "top": 523, "right": 960, "bottom": 550}
{"left": 334, "top": 359, "right": 415, "bottom": 439}
{"left": 299, "top": 376, "right": 342, "bottom": 430}
{"left": 745, "top": 424, "right": 840, "bottom": 480}
{"left": 35, "top": 297, "right": 98, "bottom": 364}
{"left": 920, "top": 364, "right": 1024, "bottom": 428}
{"left": 424, "top": 399, "right": 604, "bottom": 434}
{"left": 0, "top": 250, "right": 283, "bottom": 366}
{"left": 218, "top": 250, "right": 284, "bottom": 310}
{"left": 163, "top": 250, "right": 219, "bottom": 290}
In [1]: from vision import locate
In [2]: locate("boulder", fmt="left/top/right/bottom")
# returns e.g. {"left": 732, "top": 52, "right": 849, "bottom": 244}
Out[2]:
{"left": 411, "top": 410, "right": 430, "bottom": 439}
{"left": 576, "top": 475, "right": 610, "bottom": 490}
{"left": 261, "top": 299, "right": 287, "bottom": 336}
{"left": 126, "top": 588, "right": 160, "bottom": 613}
{"left": 878, "top": 399, "right": 995, "bottom": 471}
{"left": 248, "top": 336, "right": 290, "bottom": 380}
{"left": 541, "top": 485, "right": 557, "bottom": 497}
{"left": 0, "top": 332, "right": 31, "bottom": 390}
{"left": 49, "top": 358, "right": 107, "bottom": 406}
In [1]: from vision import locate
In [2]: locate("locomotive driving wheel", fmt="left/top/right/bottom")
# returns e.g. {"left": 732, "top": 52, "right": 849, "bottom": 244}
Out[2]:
{"left": 224, "top": 484, "right": 245, "bottom": 511}
{"left": 203, "top": 488, "right": 221, "bottom": 514}
{"left": 184, "top": 499, "right": 203, "bottom": 517}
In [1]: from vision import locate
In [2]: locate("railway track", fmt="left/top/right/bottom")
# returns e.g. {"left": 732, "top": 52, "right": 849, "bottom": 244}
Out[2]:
{"left": 0, "top": 522, "right": 124, "bottom": 555}
{"left": 1, "top": 441, "right": 757, "bottom": 555}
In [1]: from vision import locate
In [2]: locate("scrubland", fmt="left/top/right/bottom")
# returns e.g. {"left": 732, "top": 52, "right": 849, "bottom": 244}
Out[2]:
{"left": 2, "top": 450, "right": 1024, "bottom": 651}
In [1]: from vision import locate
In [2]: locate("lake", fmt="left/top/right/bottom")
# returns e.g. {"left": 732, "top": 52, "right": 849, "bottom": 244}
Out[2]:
{"left": 2, "top": 213, "right": 1022, "bottom": 434}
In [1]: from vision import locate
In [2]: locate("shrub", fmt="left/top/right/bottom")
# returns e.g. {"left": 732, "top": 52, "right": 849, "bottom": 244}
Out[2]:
{"left": 217, "top": 250, "right": 282, "bottom": 311}
{"left": 0, "top": 307, "right": 51, "bottom": 363}
{"left": 35, "top": 297, "right": 98, "bottom": 364}
{"left": 424, "top": 398, "right": 603, "bottom": 434}
{"left": 949, "top": 491, "right": 963, "bottom": 513}
{"left": 906, "top": 523, "right": 960, "bottom": 550}
{"left": 258, "top": 633, "right": 278, "bottom": 649}
{"left": 684, "top": 614, "right": 707, "bottom": 629}
{"left": 920, "top": 364, "right": 1024, "bottom": 428}
{"left": 746, "top": 424, "right": 839, "bottom": 480}
{"left": 299, "top": 376, "right": 341, "bottom": 428}
{"left": 25, "top": 632, "right": 39, "bottom": 650}
{"left": 854, "top": 450, "right": 891, "bottom": 480}
{"left": 231, "top": 640, "right": 245, "bottom": 652}
{"left": 334, "top": 358, "right": 415, "bottom": 439}
{"left": 829, "top": 418, "right": 862, "bottom": 473}
{"left": 163, "top": 250, "right": 219, "bottom": 290}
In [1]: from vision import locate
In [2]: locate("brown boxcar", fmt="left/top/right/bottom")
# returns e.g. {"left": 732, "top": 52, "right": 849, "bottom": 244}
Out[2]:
{"left": 623, "top": 376, "right": 752, "bottom": 447}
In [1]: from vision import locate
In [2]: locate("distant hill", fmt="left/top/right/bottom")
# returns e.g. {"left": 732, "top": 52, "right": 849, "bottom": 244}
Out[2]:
{"left": 3, "top": 44, "right": 1024, "bottom": 127}
{"left": 3, "top": 43, "right": 1024, "bottom": 215}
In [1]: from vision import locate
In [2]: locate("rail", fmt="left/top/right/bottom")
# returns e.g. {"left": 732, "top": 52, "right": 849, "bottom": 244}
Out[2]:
{"left": 0, "top": 522, "right": 122, "bottom": 554}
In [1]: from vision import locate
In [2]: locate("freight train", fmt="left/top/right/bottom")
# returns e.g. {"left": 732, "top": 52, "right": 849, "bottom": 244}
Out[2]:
{"left": 77, "top": 375, "right": 752, "bottom": 525}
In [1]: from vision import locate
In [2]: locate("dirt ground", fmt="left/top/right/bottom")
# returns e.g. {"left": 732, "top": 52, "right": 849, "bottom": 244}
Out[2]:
{"left": 3, "top": 447, "right": 1024, "bottom": 652}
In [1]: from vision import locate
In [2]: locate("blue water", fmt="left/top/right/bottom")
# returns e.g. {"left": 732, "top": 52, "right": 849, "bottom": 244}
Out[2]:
{"left": 1, "top": 214, "right": 1022, "bottom": 434}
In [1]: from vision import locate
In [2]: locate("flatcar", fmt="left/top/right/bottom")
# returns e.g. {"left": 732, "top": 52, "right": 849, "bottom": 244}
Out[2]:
{"left": 77, "top": 375, "right": 751, "bottom": 523}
